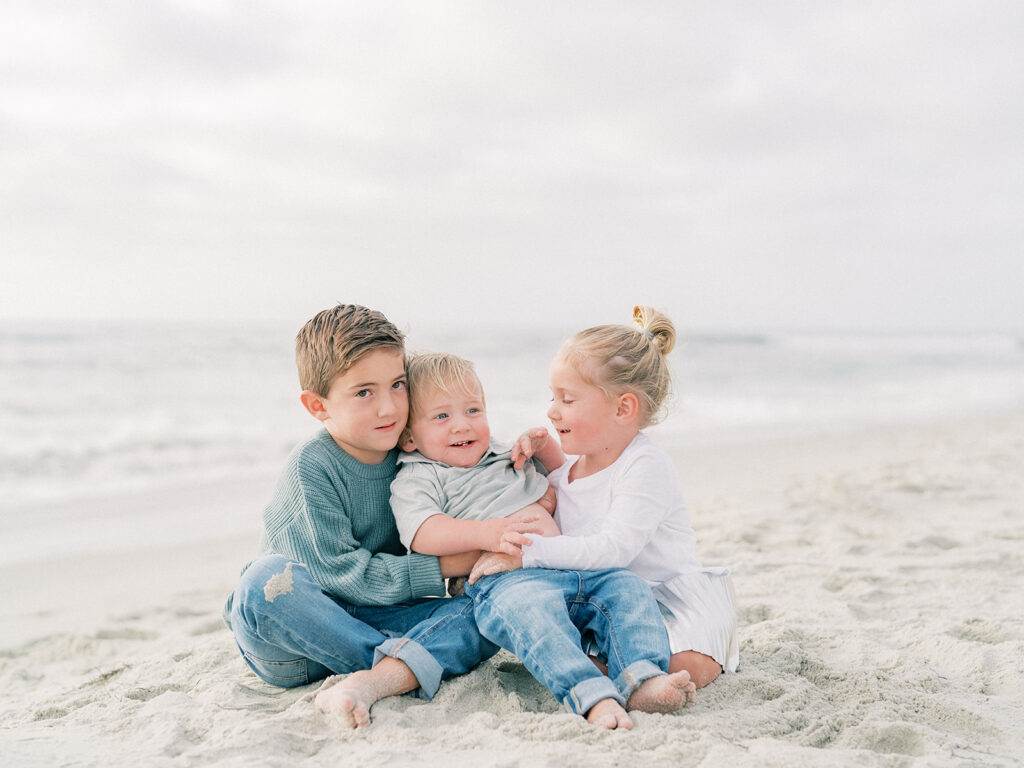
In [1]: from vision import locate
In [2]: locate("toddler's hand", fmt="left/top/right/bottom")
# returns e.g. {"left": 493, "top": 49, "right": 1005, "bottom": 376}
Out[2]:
{"left": 468, "top": 552, "right": 522, "bottom": 585}
{"left": 510, "top": 427, "right": 550, "bottom": 470}
{"left": 481, "top": 515, "right": 544, "bottom": 553}
{"left": 498, "top": 530, "right": 535, "bottom": 558}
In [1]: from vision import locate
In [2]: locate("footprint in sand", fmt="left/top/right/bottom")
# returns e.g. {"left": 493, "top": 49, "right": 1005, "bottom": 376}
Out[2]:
{"left": 850, "top": 723, "right": 926, "bottom": 756}
{"left": 124, "top": 683, "right": 186, "bottom": 702}
{"left": 950, "top": 618, "right": 1011, "bottom": 645}
{"left": 740, "top": 603, "right": 774, "bottom": 624}
{"left": 93, "top": 628, "right": 158, "bottom": 641}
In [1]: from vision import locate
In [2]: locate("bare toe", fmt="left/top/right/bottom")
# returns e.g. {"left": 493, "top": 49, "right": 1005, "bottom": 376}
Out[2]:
{"left": 315, "top": 676, "right": 373, "bottom": 728}
{"left": 586, "top": 698, "right": 632, "bottom": 730}
{"left": 626, "top": 671, "right": 695, "bottom": 714}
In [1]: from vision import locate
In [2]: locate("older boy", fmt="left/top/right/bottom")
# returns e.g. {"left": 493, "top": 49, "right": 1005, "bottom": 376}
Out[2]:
{"left": 223, "top": 305, "right": 496, "bottom": 728}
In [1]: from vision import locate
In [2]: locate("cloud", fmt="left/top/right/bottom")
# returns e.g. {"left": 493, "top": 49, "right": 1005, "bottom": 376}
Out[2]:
{"left": 1, "top": 1, "right": 1022, "bottom": 331}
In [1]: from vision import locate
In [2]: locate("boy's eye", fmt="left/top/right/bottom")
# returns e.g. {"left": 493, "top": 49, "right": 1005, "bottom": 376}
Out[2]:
{"left": 392, "top": 380, "right": 407, "bottom": 390}
{"left": 356, "top": 389, "right": 371, "bottom": 398}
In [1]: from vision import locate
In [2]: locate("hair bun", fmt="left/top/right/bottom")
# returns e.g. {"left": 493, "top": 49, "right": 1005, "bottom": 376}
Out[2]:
{"left": 632, "top": 305, "right": 676, "bottom": 356}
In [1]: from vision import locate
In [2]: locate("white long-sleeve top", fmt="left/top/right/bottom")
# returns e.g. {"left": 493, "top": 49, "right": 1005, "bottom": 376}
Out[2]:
{"left": 521, "top": 433, "right": 702, "bottom": 584}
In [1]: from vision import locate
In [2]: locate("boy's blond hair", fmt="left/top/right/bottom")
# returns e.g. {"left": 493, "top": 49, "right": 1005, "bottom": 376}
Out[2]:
{"left": 295, "top": 304, "right": 405, "bottom": 396}
{"left": 404, "top": 351, "right": 484, "bottom": 419}
{"left": 559, "top": 305, "right": 676, "bottom": 428}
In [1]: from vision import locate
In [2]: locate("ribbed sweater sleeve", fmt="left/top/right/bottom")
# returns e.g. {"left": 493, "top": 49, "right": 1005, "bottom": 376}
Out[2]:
{"left": 259, "top": 430, "right": 444, "bottom": 605}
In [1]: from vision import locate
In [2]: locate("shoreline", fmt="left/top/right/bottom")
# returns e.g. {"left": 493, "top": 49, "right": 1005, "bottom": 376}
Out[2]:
{"left": 2, "top": 408, "right": 1022, "bottom": 766}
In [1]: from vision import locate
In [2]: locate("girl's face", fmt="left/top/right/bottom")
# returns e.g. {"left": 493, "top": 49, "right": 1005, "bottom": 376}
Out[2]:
{"left": 547, "top": 355, "right": 620, "bottom": 457}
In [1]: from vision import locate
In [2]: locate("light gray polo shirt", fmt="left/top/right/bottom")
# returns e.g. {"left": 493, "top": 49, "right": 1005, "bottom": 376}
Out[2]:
{"left": 390, "top": 439, "right": 550, "bottom": 549}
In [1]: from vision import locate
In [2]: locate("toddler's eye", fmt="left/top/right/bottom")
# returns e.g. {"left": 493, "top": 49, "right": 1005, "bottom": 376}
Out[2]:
{"left": 435, "top": 413, "right": 449, "bottom": 420}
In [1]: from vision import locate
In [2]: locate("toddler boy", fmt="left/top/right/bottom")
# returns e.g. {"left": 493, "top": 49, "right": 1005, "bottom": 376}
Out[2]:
{"left": 390, "top": 351, "right": 562, "bottom": 572}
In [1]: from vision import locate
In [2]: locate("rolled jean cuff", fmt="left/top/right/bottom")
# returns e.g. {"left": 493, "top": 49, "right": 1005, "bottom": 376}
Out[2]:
{"left": 612, "top": 659, "right": 664, "bottom": 702}
{"left": 373, "top": 637, "right": 443, "bottom": 699}
{"left": 564, "top": 675, "right": 624, "bottom": 715}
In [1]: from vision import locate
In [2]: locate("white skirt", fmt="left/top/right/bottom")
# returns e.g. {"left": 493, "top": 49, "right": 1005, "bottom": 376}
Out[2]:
{"left": 653, "top": 567, "right": 739, "bottom": 673}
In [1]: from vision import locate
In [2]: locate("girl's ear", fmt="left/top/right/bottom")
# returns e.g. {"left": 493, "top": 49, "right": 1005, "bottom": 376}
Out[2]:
{"left": 615, "top": 392, "right": 640, "bottom": 424}
{"left": 300, "top": 390, "right": 330, "bottom": 421}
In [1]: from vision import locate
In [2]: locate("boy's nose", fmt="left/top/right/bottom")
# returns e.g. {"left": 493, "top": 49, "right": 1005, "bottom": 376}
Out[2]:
{"left": 378, "top": 391, "right": 400, "bottom": 417}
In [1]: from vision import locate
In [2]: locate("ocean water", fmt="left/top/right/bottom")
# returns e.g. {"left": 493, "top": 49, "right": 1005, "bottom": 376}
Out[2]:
{"left": 2, "top": 322, "right": 1022, "bottom": 509}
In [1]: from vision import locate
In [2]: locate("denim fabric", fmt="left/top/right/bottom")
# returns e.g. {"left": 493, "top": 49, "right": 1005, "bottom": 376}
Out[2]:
{"left": 465, "top": 568, "right": 670, "bottom": 715}
{"left": 230, "top": 554, "right": 497, "bottom": 698}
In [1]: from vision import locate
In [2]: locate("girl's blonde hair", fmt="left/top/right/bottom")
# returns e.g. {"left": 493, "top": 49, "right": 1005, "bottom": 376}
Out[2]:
{"left": 558, "top": 305, "right": 676, "bottom": 428}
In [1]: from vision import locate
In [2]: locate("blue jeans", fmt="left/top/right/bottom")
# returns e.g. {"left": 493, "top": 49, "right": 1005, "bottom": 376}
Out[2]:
{"left": 229, "top": 554, "right": 498, "bottom": 698}
{"left": 465, "top": 568, "right": 670, "bottom": 715}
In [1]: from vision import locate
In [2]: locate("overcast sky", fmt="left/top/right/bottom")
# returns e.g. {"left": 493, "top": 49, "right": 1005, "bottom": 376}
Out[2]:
{"left": 2, "top": 1, "right": 1022, "bottom": 334}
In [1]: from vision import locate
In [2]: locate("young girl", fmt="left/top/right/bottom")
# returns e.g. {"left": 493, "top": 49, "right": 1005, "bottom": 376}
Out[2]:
{"left": 471, "top": 305, "right": 739, "bottom": 689}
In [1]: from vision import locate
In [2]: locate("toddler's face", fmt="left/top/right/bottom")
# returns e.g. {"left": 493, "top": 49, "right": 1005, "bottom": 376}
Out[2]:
{"left": 402, "top": 380, "right": 490, "bottom": 467}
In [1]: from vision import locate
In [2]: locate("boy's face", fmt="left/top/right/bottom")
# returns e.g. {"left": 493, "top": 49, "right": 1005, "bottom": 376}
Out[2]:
{"left": 303, "top": 348, "right": 408, "bottom": 464}
{"left": 401, "top": 379, "right": 490, "bottom": 468}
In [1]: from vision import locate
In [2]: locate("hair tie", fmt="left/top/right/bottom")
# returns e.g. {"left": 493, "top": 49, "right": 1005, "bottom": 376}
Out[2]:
{"left": 643, "top": 329, "right": 655, "bottom": 341}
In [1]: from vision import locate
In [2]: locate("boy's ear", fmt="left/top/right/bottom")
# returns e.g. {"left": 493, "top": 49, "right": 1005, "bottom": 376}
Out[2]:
{"left": 300, "top": 390, "right": 330, "bottom": 421}
{"left": 615, "top": 392, "right": 640, "bottom": 424}
{"left": 399, "top": 430, "right": 416, "bottom": 452}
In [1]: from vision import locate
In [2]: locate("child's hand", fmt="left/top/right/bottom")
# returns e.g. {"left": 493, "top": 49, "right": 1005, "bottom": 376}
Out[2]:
{"left": 481, "top": 515, "right": 544, "bottom": 553}
{"left": 497, "top": 529, "right": 535, "bottom": 558}
{"left": 511, "top": 427, "right": 550, "bottom": 469}
{"left": 468, "top": 552, "right": 522, "bottom": 584}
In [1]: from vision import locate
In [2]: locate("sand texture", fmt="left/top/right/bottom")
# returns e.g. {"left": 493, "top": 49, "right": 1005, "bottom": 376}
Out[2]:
{"left": 1, "top": 412, "right": 1022, "bottom": 767}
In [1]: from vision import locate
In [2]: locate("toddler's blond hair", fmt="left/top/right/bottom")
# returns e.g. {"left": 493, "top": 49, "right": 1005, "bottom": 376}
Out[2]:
{"left": 404, "top": 351, "right": 485, "bottom": 419}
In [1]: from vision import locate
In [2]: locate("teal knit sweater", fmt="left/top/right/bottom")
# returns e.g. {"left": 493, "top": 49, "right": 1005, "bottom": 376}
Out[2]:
{"left": 226, "top": 429, "right": 445, "bottom": 620}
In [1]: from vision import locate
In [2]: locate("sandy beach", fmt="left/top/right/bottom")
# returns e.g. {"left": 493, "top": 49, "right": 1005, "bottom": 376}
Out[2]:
{"left": 2, "top": 409, "right": 1022, "bottom": 767}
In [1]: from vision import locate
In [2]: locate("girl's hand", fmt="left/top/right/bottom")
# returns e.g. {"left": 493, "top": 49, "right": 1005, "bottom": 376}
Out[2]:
{"left": 468, "top": 552, "right": 523, "bottom": 584}
{"left": 510, "top": 427, "right": 550, "bottom": 470}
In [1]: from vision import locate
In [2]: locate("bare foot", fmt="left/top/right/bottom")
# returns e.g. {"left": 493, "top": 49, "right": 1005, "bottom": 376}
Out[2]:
{"left": 314, "top": 657, "right": 418, "bottom": 728}
{"left": 315, "top": 673, "right": 375, "bottom": 727}
{"left": 586, "top": 698, "right": 633, "bottom": 730}
{"left": 625, "top": 671, "right": 697, "bottom": 713}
